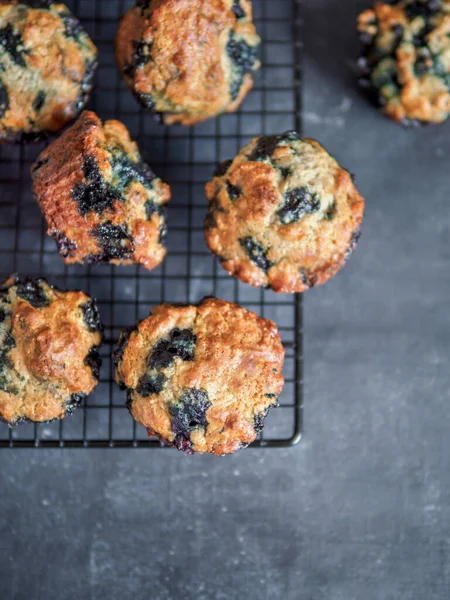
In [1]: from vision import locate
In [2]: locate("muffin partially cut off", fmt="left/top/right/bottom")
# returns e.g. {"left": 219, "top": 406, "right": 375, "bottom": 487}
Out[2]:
{"left": 0, "top": 275, "right": 103, "bottom": 426}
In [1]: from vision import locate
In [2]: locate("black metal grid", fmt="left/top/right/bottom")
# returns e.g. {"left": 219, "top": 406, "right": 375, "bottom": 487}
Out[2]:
{"left": 0, "top": 0, "right": 303, "bottom": 448}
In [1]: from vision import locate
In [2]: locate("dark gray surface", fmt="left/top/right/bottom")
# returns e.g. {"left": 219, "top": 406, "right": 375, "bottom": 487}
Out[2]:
{"left": 1, "top": 1, "right": 449, "bottom": 598}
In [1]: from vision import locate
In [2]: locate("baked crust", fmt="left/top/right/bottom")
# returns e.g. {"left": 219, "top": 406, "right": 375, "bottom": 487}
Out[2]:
{"left": 204, "top": 133, "right": 365, "bottom": 294}
{"left": 31, "top": 110, "right": 171, "bottom": 269}
{"left": 115, "top": 0, "right": 260, "bottom": 125}
{"left": 0, "top": 1, "right": 97, "bottom": 142}
{"left": 114, "top": 297, "right": 285, "bottom": 455}
{"left": 0, "top": 275, "right": 103, "bottom": 425}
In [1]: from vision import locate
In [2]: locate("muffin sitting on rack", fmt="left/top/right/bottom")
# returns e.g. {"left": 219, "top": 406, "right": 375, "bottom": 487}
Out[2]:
{"left": 115, "top": 0, "right": 261, "bottom": 125}
{"left": 358, "top": 0, "right": 450, "bottom": 125}
{"left": 205, "top": 132, "right": 365, "bottom": 293}
{"left": 31, "top": 110, "right": 170, "bottom": 270}
{"left": 0, "top": 276, "right": 103, "bottom": 426}
{"left": 0, "top": 1, "right": 97, "bottom": 142}
{"left": 114, "top": 298, "right": 284, "bottom": 455}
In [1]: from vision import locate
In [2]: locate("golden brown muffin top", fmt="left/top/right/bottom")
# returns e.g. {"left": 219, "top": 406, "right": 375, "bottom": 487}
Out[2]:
{"left": 358, "top": 0, "right": 450, "bottom": 124}
{"left": 114, "top": 298, "right": 285, "bottom": 455}
{"left": 0, "top": 275, "right": 103, "bottom": 425}
{"left": 31, "top": 110, "right": 171, "bottom": 270}
{"left": 115, "top": 0, "right": 261, "bottom": 125}
{"left": 0, "top": 1, "right": 97, "bottom": 141}
{"left": 204, "top": 133, "right": 365, "bottom": 294}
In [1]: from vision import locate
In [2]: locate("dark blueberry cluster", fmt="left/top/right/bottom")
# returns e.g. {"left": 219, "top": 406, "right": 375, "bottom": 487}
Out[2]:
{"left": 254, "top": 403, "right": 277, "bottom": 433}
{"left": 0, "top": 24, "right": 28, "bottom": 67}
{"left": 135, "top": 91, "right": 156, "bottom": 112}
{"left": 62, "top": 13, "right": 85, "bottom": 42}
{"left": 73, "top": 156, "right": 122, "bottom": 216}
{"left": 0, "top": 79, "right": 9, "bottom": 119}
{"left": 121, "top": 36, "right": 158, "bottom": 113}
{"left": 84, "top": 347, "right": 102, "bottom": 381}
{"left": 169, "top": 388, "right": 211, "bottom": 452}
{"left": 136, "top": 0, "right": 151, "bottom": 13}
{"left": 64, "top": 393, "right": 86, "bottom": 416}
{"left": 358, "top": 55, "right": 400, "bottom": 110}
{"left": 52, "top": 231, "right": 77, "bottom": 258}
{"left": 123, "top": 40, "right": 153, "bottom": 77}
{"left": 119, "top": 327, "right": 197, "bottom": 402}
{"left": 136, "top": 372, "right": 168, "bottom": 397}
{"left": 23, "top": 1, "right": 52, "bottom": 6}
{"left": 324, "top": 200, "right": 337, "bottom": 221}
{"left": 405, "top": 0, "right": 442, "bottom": 19}
{"left": 0, "top": 330, "right": 16, "bottom": 395}
{"left": 298, "top": 268, "right": 311, "bottom": 287}
{"left": 81, "top": 299, "right": 103, "bottom": 333}
{"left": 214, "top": 159, "right": 233, "bottom": 177}
{"left": 278, "top": 187, "right": 321, "bottom": 225}
{"left": 239, "top": 237, "right": 274, "bottom": 273}
{"left": 226, "top": 180, "right": 242, "bottom": 201}
{"left": 16, "top": 278, "right": 49, "bottom": 308}
{"left": 227, "top": 32, "right": 259, "bottom": 101}
{"left": 145, "top": 200, "right": 167, "bottom": 243}
{"left": 232, "top": 0, "right": 246, "bottom": 19}
{"left": 345, "top": 228, "right": 362, "bottom": 260}
{"left": 92, "top": 222, "right": 134, "bottom": 262}
{"left": 279, "top": 167, "right": 291, "bottom": 179}
{"left": 149, "top": 328, "right": 197, "bottom": 370}
{"left": 112, "top": 325, "right": 138, "bottom": 374}
{"left": 75, "top": 59, "right": 98, "bottom": 113}
{"left": 110, "top": 149, "right": 156, "bottom": 193}
{"left": 32, "top": 91, "right": 46, "bottom": 113}
{"left": 248, "top": 131, "right": 299, "bottom": 162}
{"left": 205, "top": 193, "right": 226, "bottom": 231}
{"left": 145, "top": 199, "right": 162, "bottom": 219}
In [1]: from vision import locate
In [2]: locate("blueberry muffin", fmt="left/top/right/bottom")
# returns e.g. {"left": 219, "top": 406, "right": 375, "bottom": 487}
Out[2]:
{"left": 0, "top": 275, "right": 102, "bottom": 426}
{"left": 358, "top": 0, "right": 450, "bottom": 125}
{"left": 31, "top": 111, "right": 170, "bottom": 269}
{"left": 204, "top": 133, "right": 365, "bottom": 294}
{"left": 0, "top": 1, "right": 97, "bottom": 142}
{"left": 115, "top": 0, "right": 261, "bottom": 125}
{"left": 113, "top": 298, "right": 284, "bottom": 455}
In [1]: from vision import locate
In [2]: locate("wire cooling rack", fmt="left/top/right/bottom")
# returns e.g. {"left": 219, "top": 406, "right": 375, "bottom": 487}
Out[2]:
{"left": 0, "top": 0, "right": 303, "bottom": 448}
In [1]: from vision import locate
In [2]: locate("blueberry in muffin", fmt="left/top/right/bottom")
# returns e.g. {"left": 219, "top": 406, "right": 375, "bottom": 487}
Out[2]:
{"left": 0, "top": 275, "right": 103, "bottom": 426}
{"left": 0, "top": 1, "right": 97, "bottom": 142}
{"left": 358, "top": 0, "right": 450, "bottom": 125}
{"left": 204, "top": 133, "right": 365, "bottom": 294}
{"left": 113, "top": 297, "right": 284, "bottom": 455}
{"left": 115, "top": 0, "right": 261, "bottom": 125}
{"left": 31, "top": 111, "right": 171, "bottom": 270}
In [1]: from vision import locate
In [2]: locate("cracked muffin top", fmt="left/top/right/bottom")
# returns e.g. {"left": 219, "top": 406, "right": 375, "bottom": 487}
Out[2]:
{"left": 358, "top": 0, "right": 450, "bottom": 124}
{"left": 115, "top": 0, "right": 261, "bottom": 125}
{"left": 113, "top": 297, "right": 284, "bottom": 455}
{"left": 0, "top": 275, "right": 103, "bottom": 426}
{"left": 0, "top": 1, "right": 97, "bottom": 142}
{"left": 31, "top": 110, "right": 171, "bottom": 270}
{"left": 204, "top": 133, "right": 365, "bottom": 294}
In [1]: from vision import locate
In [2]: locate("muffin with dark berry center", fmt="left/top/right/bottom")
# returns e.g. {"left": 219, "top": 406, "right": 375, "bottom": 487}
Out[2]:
{"left": 0, "top": 1, "right": 97, "bottom": 142}
{"left": 113, "top": 297, "right": 284, "bottom": 455}
{"left": 205, "top": 132, "right": 365, "bottom": 294}
{"left": 358, "top": 0, "right": 450, "bottom": 124}
{"left": 115, "top": 0, "right": 261, "bottom": 125}
{"left": 0, "top": 275, "right": 103, "bottom": 426}
{"left": 31, "top": 110, "right": 170, "bottom": 270}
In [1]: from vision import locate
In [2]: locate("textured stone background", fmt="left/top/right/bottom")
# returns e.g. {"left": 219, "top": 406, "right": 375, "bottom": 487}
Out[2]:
{"left": 1, "top": 1, "right": 449, "bottom": 598}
